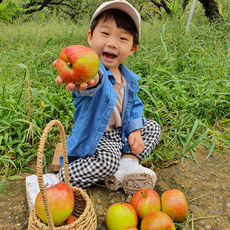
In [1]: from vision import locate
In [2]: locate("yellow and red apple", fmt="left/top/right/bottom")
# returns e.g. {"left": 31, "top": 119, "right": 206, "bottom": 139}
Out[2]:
{"left": 106, "top": 202, "right": 138, "bottom": 230}
{"left": 130, "top": 188, "right": 161, "bottom": 221}
{"left": 140, "top": 210, "right": 175, "bottom": 230}
{"left": 55, "top": 45, "right": 99, "bottom": 84}
{"left": 35, "top": 182, "right": 75, "bottom": 226}
{"left": 161, "top": 189, "right": 188, "bottom": 222}
{"left": 65, "top": 214, "right": 78, "bottom": 225}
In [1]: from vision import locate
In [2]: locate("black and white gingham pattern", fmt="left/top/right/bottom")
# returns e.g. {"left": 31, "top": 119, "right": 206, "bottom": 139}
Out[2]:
{"left": 59, "top": 119, "right": 161, "bottom": 188}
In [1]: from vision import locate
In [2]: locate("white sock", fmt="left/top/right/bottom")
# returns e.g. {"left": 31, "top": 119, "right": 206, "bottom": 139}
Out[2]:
{"left": 26, "top": 174, "right": 59, "bottom": 211}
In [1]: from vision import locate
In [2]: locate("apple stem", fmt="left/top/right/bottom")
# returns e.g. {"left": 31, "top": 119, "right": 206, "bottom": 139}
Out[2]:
{"left": 140, "top": 191, "right": 146, "bottom": 198}
{"left": 67, "top": 62, "right": 72, "bottom": 68}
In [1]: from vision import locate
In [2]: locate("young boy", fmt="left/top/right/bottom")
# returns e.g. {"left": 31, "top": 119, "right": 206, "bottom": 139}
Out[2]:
{"left": 26, "top": 0, "right": 161, "bottom": 209}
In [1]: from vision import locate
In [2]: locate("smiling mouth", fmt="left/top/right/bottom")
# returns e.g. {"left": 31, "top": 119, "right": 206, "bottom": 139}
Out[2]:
{"left": 103, "top": 52, "right": 117, "bottom": 59}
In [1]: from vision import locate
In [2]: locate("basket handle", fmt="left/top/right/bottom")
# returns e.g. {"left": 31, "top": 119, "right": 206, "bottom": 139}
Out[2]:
{"left": 36, "top": 120, "right": 70, "bottom": 228}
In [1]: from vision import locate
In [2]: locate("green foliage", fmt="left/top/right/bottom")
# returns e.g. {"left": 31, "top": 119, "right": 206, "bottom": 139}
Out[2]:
{"left": 0, "top": 0, "right": 102, "bottom": 23}
{"left": 126, "top": 15, "right": 230, "bottom": 163}
{"left": 0, "top": 0, "right": 22, "bottom": 22}
{"left": 0, "top": 19, "right": 88, "bottom": 179}
{"left": 0, "top": 3, "right": 230, "bottom": 182}
{"left": 0, "top": 178, "right": 8, "bottom": 195}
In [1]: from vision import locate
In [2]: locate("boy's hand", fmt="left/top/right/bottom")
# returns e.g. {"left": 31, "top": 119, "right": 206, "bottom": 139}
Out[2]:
{"left": 53, "top": 60, "right": 98, "bottom": 92}
{"left": 128, "top": 129, "right": 144, "bottom": 155}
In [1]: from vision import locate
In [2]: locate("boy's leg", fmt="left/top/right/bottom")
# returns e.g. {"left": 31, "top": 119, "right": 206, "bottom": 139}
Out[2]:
{"left": 58, "top": 128, "right": 124, "bottom": 188}
{"left": 104, "top": 120, "right": 161, "bottom": 194}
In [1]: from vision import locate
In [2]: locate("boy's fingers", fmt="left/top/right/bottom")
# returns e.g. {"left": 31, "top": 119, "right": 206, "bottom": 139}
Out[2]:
{"left": 66, "top": 83, "right": 76, "bottom": 92}
{"left": 75, "top": 82, "right": 88, "bottom": 91}
{"left": 53, "top": 60, "right": 57, "bottom": 67}
{"left": 132, "top": 146, "right": 143, "bottom": 155}
{"left": 55, "top": 76, "right": 64, "bottom": 85}
{"left": 56, "top": 77, "right": 93, "bottom": 92}
{"left": 129, "top": 137, "right": 135, "bottom": 146}
{"left": 87, "top": 79, "right": 95, "bottom": 88}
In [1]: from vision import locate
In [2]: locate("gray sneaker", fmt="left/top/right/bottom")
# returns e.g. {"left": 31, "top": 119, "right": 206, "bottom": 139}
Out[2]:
{"left": 104, "top": 158, "right": 157, "bottom": 194}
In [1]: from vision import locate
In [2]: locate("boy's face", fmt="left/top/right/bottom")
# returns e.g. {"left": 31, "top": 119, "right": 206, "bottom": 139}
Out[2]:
{"left": 88, "top": 16, "right": 138, "bottom": 72}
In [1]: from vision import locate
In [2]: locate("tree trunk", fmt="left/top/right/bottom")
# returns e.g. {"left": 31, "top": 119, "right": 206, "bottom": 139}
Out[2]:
{"left": 182, "top": 0, "right": 190, "bottom": 11}
{"left": 197, "top": 0, "right": 222, "bottom": 22}
{"left": 148, "top": 0, "right": 172, "bottom": 15}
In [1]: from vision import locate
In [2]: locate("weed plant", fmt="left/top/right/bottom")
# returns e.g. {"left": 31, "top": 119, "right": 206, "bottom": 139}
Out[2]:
{"left": 0, "top": 6, "right": 230, "bottom": 182}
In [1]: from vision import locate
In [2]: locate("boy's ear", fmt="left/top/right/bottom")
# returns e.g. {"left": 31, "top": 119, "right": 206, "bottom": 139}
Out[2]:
{"left": 87, "top": 30, "right": 92, "bottom": 46}
{"left": 130, "top": 45, "right": 138, "bottom": 56}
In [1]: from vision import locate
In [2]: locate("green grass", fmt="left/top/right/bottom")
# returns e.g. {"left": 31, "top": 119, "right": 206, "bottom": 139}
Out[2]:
{"left": 0, "top": 5, "right": 230, "bottom": 181}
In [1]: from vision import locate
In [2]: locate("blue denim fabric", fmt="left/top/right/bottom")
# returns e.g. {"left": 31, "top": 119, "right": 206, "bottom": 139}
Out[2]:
{"left": 60, "top": 60, "right": 146, "bottom": 166}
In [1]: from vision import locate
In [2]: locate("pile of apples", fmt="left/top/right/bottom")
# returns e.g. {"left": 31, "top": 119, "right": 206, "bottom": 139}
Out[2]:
{"left": 35, "top": 182, "right": 77, "bottom": 227}
{"left": 106, "top": 188, "right": 189, "bottom": 230}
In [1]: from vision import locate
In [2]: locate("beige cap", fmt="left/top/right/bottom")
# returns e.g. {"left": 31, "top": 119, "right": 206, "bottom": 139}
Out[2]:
{"left": 90, "top": 0, "right": 141, "bottom": 39}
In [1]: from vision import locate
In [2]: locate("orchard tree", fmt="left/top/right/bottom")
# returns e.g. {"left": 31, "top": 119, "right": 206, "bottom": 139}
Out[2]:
{"left": 182, "top": 0, "right": 222, "bottom": 22}
{"left": 22, "top": 0, "right": 97, "bottom": 21}
{"left": 144, "top": 0, "right": 222, "bottom": 22}
{"left": 1, "top": 0, "right": 223, "bottom": 23}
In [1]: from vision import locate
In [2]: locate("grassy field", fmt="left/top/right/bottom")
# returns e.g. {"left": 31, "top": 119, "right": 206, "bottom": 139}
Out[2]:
{"left": 0, "top": 3, "right": 230, "bottom": 181}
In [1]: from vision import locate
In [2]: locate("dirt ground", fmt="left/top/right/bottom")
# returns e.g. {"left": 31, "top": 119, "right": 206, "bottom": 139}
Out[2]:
{"left": 0, "top": 145, "right": 229, "bottom": 230}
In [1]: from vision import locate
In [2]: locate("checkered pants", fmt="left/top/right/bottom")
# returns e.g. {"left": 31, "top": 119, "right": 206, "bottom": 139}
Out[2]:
{"left": 59, "top": 119, "right": 161, "bottom": 188}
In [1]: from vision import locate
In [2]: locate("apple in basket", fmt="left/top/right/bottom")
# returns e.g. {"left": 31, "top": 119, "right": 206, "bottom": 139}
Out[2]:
{"left": 130, "top": 188, "right": 161, "bottom": 221}
{"left": 106, "top": 202, "right": 138, "bottom": 230}
{"left": 161, "top": 189, "right": 188, "bottom": 222}
{"left": 35, "top": 182, "right": 75, "bottom": 226}
{"left": 65, "top": 214, "right": 78, "bottom": 225}
{"left": 140, "top": 210, "right": 176, "bottom": 230}
{"left": 55, "top": 45, "right": 100, "bottom": 84}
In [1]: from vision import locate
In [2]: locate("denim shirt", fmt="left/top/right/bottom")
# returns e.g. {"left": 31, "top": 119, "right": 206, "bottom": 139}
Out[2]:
{"left": 60, "top": 61, "right": 146, "bottom": 166}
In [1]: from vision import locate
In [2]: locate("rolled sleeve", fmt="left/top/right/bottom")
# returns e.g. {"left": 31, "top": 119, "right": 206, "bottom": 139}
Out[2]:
{"left": 73, "top": 69, "right": 104, "bottom": 97}
{"left": 126, "top": 117, "right": 146, "bottom": 135}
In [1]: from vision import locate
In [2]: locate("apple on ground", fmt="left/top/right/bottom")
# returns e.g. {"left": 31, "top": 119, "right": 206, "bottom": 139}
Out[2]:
{"left": 140, "top": 210, "right": 176, "bottom": 230}
{"left": 130, "top": 188, "right": 161, "bottom": 220}
{"left": 55, "top": 45, "right": 100, "bottom": 84}
{"left": 35, "top": 182, "right": 75, "bottom": 226}
{"left": 106, "top": 202, "right": 138, "bottom": 230}
{"left": 161, "top": 189, "right": 188, "bottom": 222}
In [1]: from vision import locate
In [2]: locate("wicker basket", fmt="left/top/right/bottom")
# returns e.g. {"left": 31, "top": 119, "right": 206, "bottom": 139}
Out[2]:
{"left": 28, "top": 120, "right": 97, "bottom": 229}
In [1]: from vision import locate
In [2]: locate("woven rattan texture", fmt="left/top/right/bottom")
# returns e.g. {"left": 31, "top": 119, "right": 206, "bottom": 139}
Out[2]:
{"left": 28, "top": 120, "right": 97, "bottom": 229}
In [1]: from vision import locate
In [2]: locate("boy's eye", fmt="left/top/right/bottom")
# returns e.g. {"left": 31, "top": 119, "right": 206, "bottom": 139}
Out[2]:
{"left": 102, "top": 32, "right": 109, "bottom": 35}
{"left": 120, "top": 37, "right": 128, "bottom": 41}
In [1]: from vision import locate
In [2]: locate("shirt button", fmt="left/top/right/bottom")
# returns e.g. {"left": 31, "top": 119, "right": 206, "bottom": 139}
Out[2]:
{"left": 125, "top": 138, "right": 128, "bottom": 142}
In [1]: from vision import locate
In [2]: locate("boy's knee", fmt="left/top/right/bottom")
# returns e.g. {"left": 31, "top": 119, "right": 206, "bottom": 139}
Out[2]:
{"left": 145, "top": 119, "right": 161, "bottom": 134}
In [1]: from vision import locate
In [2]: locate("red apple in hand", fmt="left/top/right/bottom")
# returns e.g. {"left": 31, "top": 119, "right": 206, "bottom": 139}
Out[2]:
{"left": 106, "top": 202, "right": 138, "bottom": 230}
{"left": 130, "top": 188, "right": 161, "bottom": 220}
{"left": 140, "top": 210, "right": 175, "bottom": 230}
{"left": 55, "top": 45, "right": 99, "bottom": 84}
{"left": 161, "top": 189, "right": 188, "bottom": 222}
{"left": 35, "top": 182, "right": 75, "bottom": 226}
